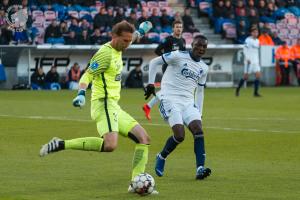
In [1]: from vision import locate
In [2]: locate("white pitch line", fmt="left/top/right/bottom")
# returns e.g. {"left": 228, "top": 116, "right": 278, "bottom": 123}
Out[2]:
{"left": 0, "top": 114, "right": 299, "bottom": 134}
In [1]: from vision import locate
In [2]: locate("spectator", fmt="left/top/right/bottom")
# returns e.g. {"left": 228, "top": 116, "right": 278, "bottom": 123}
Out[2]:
{"left": 126, "top": 10, "right": 138, "bottom": 28}
{"left": 0, "top": 28, "right": 10, "bottom": 44}
{"left": 138, "top": 10, "right": 148, "bottom": 25}
{"left": 78, "top": 29, "right": 91, "bottom": 45}
{"left": 248, "top": 8, "right": 260, "bottom": 28}
{"left": 125, "top": 65, "right": 144, "bottom": 88}
{"left": 266, "top": 2, "right": 276, "bottom": 18}
{"left": 65, "top": 31, "right": 77, "bottom": 45}
{"left": 116, "top": 0, "right": 129, "bottom": 7}
{"left": 173, "top": 11, "right": 182, "bottom": 22}
{"left": 258, "top": 28, "right": 274, "bottom": 45}
{"left": 69, "top": 18, "right": 81, "bottom": 35}
{"left": 291, "top": 38, "right": 300, "bottom": 85}
{"left": 90, "top": 28, "right": 107, "bottom": 45}
{"left": 0, "top": 0, "right": 10, "bottom": 12}
{"left": 257, "top": 0, "right": 268, "bottom": 17}
{"left": 213, "top": 0, "right": 225, "bottom": 18}
{"left": 113, "top": 7, "right": 126, "bottom": 25}
{"left": 45, "top": 65, "right": 61, "bottom": 90}
{"left": 80, "top": 19, "right": 91, "bottom": 32}
{"left": 271, "top": 31, "right": 284, "bottom": 45}
{"left": 246, "top": 0, "right": 258, "bottom": 14}
{"left": 182, "top": 7, "right": 199, "bottom": 33}
{"left": 236, "top": 20, "right": 248, "bottom": 43}
{"left": 160, "top": 8, "right": 173, "bottom": 33}
{"left": 148, "top": 7, "right": 162, "bottom": 32}
{"left": 66, "top": 62, "right": 81, "bottom": 90}
{"left": 275, "top": 41, "right": 293, "bottom": 85}
{"left": 106, "top": 7, "right": 114, "bottom": 31}
{"left": 59, "top": 21, "right": 69, "bottom": 37}
{"left": 31, "top": 67, "right": 46, "bottom": 90}
{"left": 223, "top": 0, "right": 235, "bottom": 19}
{"left": 93, "top": 7, "right": 108, "bottom": 31}
{"left": 235, "top": 0, "right": 246, "bottom": 17}
{"left": 44, "top": 20, "right": 62, "bottom": 43}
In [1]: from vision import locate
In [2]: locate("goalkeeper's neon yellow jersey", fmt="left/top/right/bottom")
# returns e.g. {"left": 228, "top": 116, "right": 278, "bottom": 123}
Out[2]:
{"left": 79, "top": 42, "right": 123, "bottom": 101}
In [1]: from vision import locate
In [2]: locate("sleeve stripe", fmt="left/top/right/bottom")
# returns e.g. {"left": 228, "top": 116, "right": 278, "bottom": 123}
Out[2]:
{"left": 198, "top": 83, "right": 206, "bottom": 86}
{"left": 161, "top": 55, "right": 167, "bottom": 65}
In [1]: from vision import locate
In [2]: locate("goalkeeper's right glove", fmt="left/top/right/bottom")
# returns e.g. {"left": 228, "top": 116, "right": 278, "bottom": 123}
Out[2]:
{"left": 133, "top": 21, "right": 153, "bottom": 41}
{"left": 72, "top": 89, "right": 86, "bottom": 108}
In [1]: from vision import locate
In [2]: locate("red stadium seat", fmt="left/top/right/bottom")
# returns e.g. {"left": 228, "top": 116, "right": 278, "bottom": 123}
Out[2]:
{"left": 159, "top": 32, "right": 169, "bottom": 41}
{"left": 182, "top": 32, "right": 193, "bottom": 45}
{"left": 158, "top": 1, "right": 169, "bottom": 7}
{"left": 32, "top": 10, "right": 44, "bottom": 20}
{"left": 225, "top": 27, "right": 237, "bottom": 39}
{"left": 147, "top": 1, "right": 159, "bottom": 8}
{"left": 44, "top": 11, "right": 56, "bottom": 21}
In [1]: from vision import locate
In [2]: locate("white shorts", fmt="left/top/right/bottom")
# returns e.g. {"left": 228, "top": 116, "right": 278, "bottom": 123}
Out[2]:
{"left": 244, "top": 63, "right": 260, "bottom": 74}
{"left": 159, "top": 99, "right": 201, "bottom": 127}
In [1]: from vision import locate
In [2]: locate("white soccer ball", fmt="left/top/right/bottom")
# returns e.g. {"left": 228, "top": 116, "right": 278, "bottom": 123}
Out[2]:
{"left": 132, "top": 173, "right": 155, "bottom": 195}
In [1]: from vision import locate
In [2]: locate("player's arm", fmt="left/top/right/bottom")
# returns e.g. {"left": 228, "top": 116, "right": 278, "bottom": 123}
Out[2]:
{"left": 195, "top": 66, "right": 208, "bottom": 114}
{"left": 243, "top": 39, "right": 251, "bottom": 64}
{"left": 73, "top": 48, "right": 112, "bottom": 107}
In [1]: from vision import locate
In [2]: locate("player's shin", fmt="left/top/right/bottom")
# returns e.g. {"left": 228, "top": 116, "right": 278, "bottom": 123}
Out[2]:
{"left": 193, "top": 131, "right": 206, "bottom": 167}
{"left": 65, "top": 137, "right": 104, "bottom": 151}
{"left": 131, "top": 144, "right": 149, "bottom": 180}
{"left": 254, "top": 79, "right": 260, "bottom": 95}
{"left": 160, "top": 135, "right": 183, "bottom": 158}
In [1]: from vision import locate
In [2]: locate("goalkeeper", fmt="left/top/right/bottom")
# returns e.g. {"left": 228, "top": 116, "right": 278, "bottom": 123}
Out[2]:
{"left": 39, "top": 20, "right": 154, "bottom": 193}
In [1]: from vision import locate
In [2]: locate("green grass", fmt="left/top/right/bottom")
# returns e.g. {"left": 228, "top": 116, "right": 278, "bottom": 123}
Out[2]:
{"left": 0, "top": 88, "right": 300, "bottom": 200}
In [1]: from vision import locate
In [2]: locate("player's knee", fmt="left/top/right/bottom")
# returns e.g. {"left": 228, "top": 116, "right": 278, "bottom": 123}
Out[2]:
{"left": 174, "top": 134, "right": 185, "bottom": 143}
{"left": 189, "top": 120, "right": 202, "bottom": 134}
{"left": 103, "top": 143, "right": 117, "bottom": 152}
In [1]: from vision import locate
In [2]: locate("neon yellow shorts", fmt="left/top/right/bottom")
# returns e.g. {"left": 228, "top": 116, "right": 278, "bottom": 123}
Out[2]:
{"left": 91, "top": 99, "right": 138, "bottom": 137}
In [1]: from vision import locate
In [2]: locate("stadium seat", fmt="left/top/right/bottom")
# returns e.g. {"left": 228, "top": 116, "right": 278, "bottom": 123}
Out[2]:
{"left": 289, "top": 29, "right": 299, "bottom": 39}
{"left": 284, "top": 12, "right": 295, "bottom": 19}
{"left": 147, "top": 1, "right": 159, "bottom": 8}
{"left": 193, "top": 32, "right": 202, "bottom": 37}
{"left": 158, "top": 1, "right": 169, "bottom": 7}
{"left": 44, "top": 11, "right": 56, "bottom": 21}
{"left": 32, "top": 10, "right": 44, "bottom": 20}
{"left": 276, "top": 21, "right": 286, "bottom": 29}
{"left": 182, "top": 32, "right": 193, "bottom": 45}
{"left": 147, "top": 32, "right": 160, "bottom": 43}
{"left": 159, "top": 32, "right": 169, "bottom": 41}
{"left": 68, "top": 10, "right": 79, "bottom": 19}
{"left": 199, "top": 1, "right": 212, "bottom": 15}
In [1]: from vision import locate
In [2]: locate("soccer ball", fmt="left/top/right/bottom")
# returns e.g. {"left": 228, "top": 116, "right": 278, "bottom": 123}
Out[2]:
{"left": 132, "top": 173, "right": 155, "bottom": 195}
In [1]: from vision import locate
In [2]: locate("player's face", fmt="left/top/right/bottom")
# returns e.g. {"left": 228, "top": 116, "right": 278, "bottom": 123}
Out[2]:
{"left": 191, "top": 38, "right": 207, "bottom": 58}
{"left": 251, "top": 30, "right": 258, "bottom": 38}
{"left": 112, "top": 31, "right": 133, "bottom": 51}
{"left": 173, "top": 23, "right": 183, "bottom": 37}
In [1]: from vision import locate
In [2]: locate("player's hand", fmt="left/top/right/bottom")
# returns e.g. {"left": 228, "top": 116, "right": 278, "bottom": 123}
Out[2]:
{"left": 73, "top": 90, "right": 86, "bottom": 108}
{"left": 137, "top": 21, "right": 153, "bottom": 37}
{"left": 144, "top": 84, "right": 156, "bottom": 100}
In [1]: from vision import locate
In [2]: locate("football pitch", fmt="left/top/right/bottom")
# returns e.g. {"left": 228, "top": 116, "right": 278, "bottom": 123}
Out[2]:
{"left": 0, "top": 87, "right": 299, "bottom": 200}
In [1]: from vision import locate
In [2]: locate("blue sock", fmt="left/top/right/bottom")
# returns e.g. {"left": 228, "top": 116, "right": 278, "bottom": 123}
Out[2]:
{"left": 237, "top": 78, "right": 245, "bottom": 89}
{"left": 194, "top": 132, "right": 205, "bottom": 167}
{"left": 254, "top": 79, "right": 260, "bottom": 94}
{"left": 160, "top": 136, "right": 181, "bottom": 158}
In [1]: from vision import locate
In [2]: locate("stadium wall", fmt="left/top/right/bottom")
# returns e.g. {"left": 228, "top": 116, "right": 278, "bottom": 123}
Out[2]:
{"left": 0, "top": 44, "right": 286, "bottom": 89}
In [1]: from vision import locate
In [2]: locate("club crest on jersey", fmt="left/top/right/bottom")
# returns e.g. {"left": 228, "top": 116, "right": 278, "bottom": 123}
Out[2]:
{"left": 181, "top": 65, "right": 202, "bottom": 81}
{"left": 90, "top": 62, "right": 99, "bottom": 70}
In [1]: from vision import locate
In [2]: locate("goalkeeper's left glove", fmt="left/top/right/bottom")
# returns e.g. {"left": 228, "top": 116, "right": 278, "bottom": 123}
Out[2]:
{"left": 72, "top": 89, "right": 86, "bottom": 108}
{"left": 133, "top": 21, "right": 153, "bottom": 41}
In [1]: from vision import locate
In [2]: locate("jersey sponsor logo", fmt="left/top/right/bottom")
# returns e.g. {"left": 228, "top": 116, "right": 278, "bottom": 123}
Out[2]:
{"left": 181, "top": 64, "right": 203, "bottom": 82}
{"left": 90, "top": 62, "right": 99, "bottom": 70}
{"left": 115, "top": 74, "right": 121, "bottom": 81}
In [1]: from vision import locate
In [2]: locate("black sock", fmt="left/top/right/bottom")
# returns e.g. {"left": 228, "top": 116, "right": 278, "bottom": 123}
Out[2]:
{"left": 254, "top": 79, "right": 260, "bottom": 94}
{"left": 237, "top": 78, "right": 245, "bottom": 90}
{"left": 160, "top": 136, "right": 181, "bottom": 158}
{"left": 58, "top": 141, "right": 65, "bottom": 150}
{"left": 194, "top": 132, "right": 205, "bottom": 168}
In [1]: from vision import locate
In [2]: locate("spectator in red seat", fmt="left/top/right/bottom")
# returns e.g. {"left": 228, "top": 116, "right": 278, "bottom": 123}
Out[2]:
{"left": 44, "top": 20, "right": 61, "bottom": 43}
{"left": 78, "top": 29, "right": 91, "bottom": 45}
{"left": 94, "top": 7, "right": 108, "bottom": 31}
{"left": 257, "top": 0, "right": 268, "bottom": 17}
{"left": 182, "top": 7, "right": 199, "bottom": 33}
{"left": 223, "top": 0, "right": 235, "bottom": 19}
{"left": 235, "top": 0, "right": 246, "bottom": 17}
{"left": 149, "top": 7, "right": 162, "bottom": 33}
{"left": 246, "top": 0, "right": 258, "bottom": 13}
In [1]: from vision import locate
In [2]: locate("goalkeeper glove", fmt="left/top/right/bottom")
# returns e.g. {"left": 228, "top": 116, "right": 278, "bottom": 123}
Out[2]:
{"left": 133, "top": 21, "right": 153, "bottom": 41}
{"left": 73, "top": 89, "right": 86, "bottom": 108}
{"left": 144, "top": 84, "right": 156, "bottom": 100}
